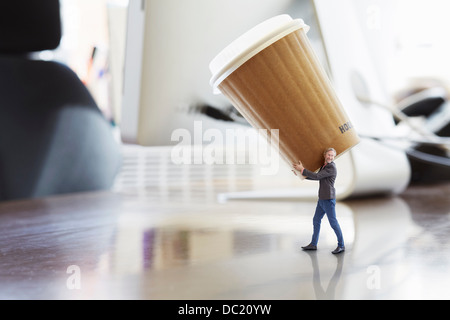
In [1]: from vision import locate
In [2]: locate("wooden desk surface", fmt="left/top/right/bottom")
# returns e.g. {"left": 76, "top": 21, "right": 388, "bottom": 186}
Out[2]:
{"left": 0, "top": 181, "right": 449, "bottom": 300}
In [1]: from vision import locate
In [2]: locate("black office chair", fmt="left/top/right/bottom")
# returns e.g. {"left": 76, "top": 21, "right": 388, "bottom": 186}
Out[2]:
{"left": 0, "top": 1, "right": 121, "bottom": 201}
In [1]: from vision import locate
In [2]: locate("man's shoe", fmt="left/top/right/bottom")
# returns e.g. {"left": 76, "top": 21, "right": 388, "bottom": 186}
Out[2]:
{"left": 301, "top": 244, "right": 317, "bottom": 251}
{"left": 332, "top": 246, "right": 345, "bottom": 254}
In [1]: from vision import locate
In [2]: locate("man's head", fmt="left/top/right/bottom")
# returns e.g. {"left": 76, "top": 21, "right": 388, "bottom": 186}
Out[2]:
{"left": 323, "top": 148, "right": 336, "bottom": 164}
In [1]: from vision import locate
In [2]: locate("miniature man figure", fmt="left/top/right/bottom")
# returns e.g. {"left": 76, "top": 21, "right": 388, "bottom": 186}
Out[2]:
{"left": 293, "top": 148, "right": 345, "bottom": 254}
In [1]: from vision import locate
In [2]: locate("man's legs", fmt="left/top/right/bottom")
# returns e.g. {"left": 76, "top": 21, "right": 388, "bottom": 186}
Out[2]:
{"left": 311, "top": 201, "right": 326, "bottom": 246}
{"left": 322, "top": 199, "right": 345, "bottom": 248}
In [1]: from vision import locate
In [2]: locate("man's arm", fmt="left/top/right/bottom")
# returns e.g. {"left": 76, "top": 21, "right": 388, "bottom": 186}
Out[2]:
{"left": 302, "top": 163, "right": 336, "bottom": 181}
{"left": 292, "top": 161, "right": 305, "bottom": 177}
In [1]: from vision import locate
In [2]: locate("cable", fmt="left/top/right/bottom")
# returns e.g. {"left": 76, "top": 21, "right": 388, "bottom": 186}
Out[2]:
{"left": 358, "top": 134, "right": 450, "bottom": 147}
{"left": 356, "top": 95, "right": 447, "bottom": 144}
{"left": 406, "top": 148, "right": 450, "bottom": 167}
{"left": 356, "top": 95, "right": 450, "bottom": 153}
{"left": 191, "top": 104, "right": 250, "bottom": 126}
{"left": 355, "top": 95, "right": 450, "bottom": 174}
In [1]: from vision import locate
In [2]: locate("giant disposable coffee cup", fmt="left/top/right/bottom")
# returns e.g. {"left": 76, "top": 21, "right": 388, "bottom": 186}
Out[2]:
{"left": 209, "top": 15, "right": 360, "bottom": 174}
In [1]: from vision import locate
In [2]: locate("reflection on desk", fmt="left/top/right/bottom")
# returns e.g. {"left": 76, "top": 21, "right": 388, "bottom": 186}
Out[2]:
{"left": 0, "top": 182, "right": 449, "bottom": 300}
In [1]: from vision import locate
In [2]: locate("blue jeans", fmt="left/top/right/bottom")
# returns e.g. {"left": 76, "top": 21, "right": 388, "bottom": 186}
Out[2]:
{"left": 311, "top": 199, "right": 344, "bottom": 247}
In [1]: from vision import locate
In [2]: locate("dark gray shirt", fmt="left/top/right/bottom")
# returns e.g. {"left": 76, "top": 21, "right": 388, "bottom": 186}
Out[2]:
{"left": 302, "top": 161, "right": 337, "bottom": 200}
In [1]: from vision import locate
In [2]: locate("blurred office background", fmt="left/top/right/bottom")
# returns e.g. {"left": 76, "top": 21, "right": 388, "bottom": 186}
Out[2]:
{"left": 57, "top": 0, "right": 450, "bottom": 115}
{"left": 1, "top": 0, "right": 449, "bottom": 200}
{"left": 1, "top": 0, "right": 450, "bottom": 300}
{"left": 50, "top": 0, "right": 450, "bottom": 199}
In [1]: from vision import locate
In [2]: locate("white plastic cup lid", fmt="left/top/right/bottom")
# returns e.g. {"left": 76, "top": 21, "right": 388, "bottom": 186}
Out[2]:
{"left": 209, "top": 14, "right": 309, "bottom": 94}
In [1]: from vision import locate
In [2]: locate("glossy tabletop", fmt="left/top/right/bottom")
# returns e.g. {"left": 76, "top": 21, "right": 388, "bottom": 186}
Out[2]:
{"left": 0, "top": 146, "right": 449, "bottom": 300}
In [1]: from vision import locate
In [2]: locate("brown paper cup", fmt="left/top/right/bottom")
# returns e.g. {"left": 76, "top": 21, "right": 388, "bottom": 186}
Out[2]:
{"left": 210, "top": 15, "right": 359, "bottom": 173}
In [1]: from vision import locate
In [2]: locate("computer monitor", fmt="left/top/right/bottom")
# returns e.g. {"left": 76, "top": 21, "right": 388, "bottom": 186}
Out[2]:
{"left": 120, "top": 0, "right": 308, "bottom": 145}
